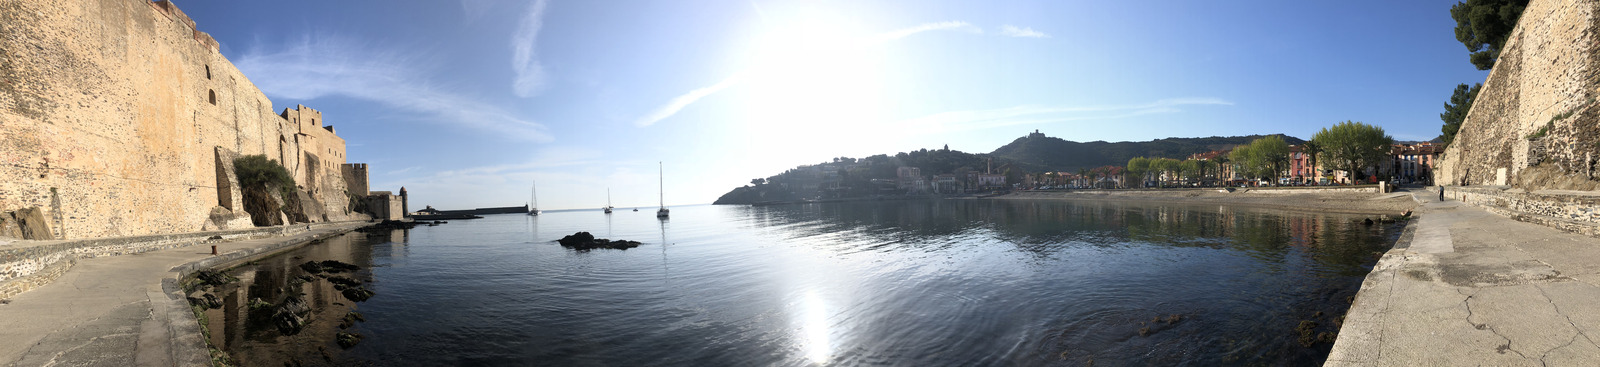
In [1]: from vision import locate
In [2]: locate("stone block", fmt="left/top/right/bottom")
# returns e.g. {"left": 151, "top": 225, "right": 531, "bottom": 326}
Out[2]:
{"left": 205, "top": 206, "right": 253, "bottom": 231}
{"left": 214, "top": 146, "right": 245, "bottom": 213}
{"left": 13, "top": 207, "right": 54, "bottom": 240}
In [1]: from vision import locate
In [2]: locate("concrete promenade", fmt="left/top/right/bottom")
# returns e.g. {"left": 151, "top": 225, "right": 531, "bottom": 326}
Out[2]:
{"left": 1327, "top": 188, "right": 1600, "bottom": 366}
{"left": 0, "top": 223, "right": 367, "bottom": 367}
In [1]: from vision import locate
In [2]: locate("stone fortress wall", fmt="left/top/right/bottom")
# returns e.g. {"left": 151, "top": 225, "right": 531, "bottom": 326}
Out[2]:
{"left": 1438, "top": 0, "right": 1600, "bottom": 189}
{"left": 0, "top": 0, "right": 364, "bottom": 240}
{"left": 1436, "top": 0, "right": 1600, "bottom": 237}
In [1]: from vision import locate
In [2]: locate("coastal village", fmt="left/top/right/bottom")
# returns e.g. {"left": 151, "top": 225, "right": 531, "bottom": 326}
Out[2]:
{"left": 3, "top": 0, "right": 1600, "bottom": 365}
{"left": 720, "top": 129, "right": 1445, "bottom": 205}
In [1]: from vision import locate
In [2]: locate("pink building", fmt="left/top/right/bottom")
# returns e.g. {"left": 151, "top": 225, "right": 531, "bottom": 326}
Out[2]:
{"left": 1287, "top": 146, "right": 1316, "bottom": 183}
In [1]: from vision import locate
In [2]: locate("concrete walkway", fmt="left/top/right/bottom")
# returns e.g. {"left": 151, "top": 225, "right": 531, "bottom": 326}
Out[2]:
{"left": 0, "top": 223, "right": 366, "bottom": 367}
{"left": 1327, "top": 189, "right": 1600, "bottom": 366}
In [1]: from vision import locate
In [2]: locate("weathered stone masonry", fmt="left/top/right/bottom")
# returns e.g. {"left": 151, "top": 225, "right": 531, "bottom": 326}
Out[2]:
{"left": 1433, "top": 0, "right": 1600, "bottom": 238}
{"left": 0, "top": 0, "right": 371, "bottom": 239}
{"left": 1438, "top": 0, "right": 1600, "bottom": 189}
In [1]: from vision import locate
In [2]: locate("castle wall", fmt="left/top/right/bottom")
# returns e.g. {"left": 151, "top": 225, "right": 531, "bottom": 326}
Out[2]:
{"left": 1438, "top": 0, "right": 1600, "bottom": 189}
{"left": 341, "top": 163, "right": 370, "bottom": 197}
{"left": 0, "top": 0, "right": 354, "bottom": 239}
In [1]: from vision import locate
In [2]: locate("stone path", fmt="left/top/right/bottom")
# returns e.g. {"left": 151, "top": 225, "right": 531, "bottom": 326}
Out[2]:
{"left": 0, "top": 223, "right": 366, "bottom": 367}
{"left": 1327, "top": 188, "right": 1600, "bottom": 366}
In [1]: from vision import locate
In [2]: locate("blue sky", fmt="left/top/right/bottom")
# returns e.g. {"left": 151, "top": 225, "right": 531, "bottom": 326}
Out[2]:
{"left": 179, "top": 0, "right": 1488, "bottom": 210}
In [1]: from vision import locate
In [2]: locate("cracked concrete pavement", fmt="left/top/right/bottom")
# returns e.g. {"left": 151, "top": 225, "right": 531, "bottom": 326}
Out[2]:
{"left": 1327, "top": 188, "right": 1600, "bottom": 366}
{"left": 0, "top": 223, "right": 366, "bottom": 367}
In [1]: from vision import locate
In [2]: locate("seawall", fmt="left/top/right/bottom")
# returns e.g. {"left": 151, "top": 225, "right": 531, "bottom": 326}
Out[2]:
{"left": 0, "top": 221, "right": 370, "bottom": 365}
{"left": 1439, "top": 186, "right": 1600, "bottom": 238}
{"left": 0, "top": 221, "right": 360, "bottom": 300}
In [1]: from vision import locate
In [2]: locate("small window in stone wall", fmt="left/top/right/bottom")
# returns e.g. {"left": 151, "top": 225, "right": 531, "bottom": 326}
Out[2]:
{"left": 205, "top": 65, "right": 211, "bottom": 79}
{"left": 208, "top": 90, "right": 216, "bottom": 105}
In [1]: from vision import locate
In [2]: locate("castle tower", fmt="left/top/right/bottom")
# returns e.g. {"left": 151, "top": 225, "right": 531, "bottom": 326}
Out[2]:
{"left": 399, "top": 187, "right": 409, "bottom": 217}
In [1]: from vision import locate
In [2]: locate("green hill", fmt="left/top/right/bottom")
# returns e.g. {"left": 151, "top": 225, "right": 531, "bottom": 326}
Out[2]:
{"left": 712, "top": 132, "right": 1307, "bottom": 204}
{"left": 988, "top": 133, "right": 1305, "bottom": 172}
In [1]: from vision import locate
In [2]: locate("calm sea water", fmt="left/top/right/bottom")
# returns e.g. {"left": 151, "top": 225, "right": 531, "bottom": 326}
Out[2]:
{"left": 201, "top": 199, "right": 1400, "bottom": 366}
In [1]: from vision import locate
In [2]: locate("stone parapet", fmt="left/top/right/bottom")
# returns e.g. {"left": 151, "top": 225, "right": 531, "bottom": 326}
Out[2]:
{"left": 1440, "top": 186, "right": 1600, "bottom": 237}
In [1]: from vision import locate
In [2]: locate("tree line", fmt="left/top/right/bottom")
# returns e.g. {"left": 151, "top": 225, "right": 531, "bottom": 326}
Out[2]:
{"left": 1127, "top": 121, "right": 1393, "bottom": 186}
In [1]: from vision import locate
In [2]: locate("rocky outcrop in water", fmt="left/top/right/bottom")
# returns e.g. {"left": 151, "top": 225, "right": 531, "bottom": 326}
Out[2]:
{"left": 273, "top": 294, "right": 312, "bottom": 335}
{"left": 556, "top": 231, "right": 642, "bottom": 250}
{"left": 359, "top": 220, "right": 423, "bottom": 232}
{"left": 300, "top": 260, "right": 360, "bottom": 274}
{"left": 336, "top": 332, "right": 364, "bottom": 349}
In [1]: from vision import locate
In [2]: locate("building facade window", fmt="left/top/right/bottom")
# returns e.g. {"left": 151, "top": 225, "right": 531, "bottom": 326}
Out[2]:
{"left": 208, "top": 90, "right": 216, "bottom": 105}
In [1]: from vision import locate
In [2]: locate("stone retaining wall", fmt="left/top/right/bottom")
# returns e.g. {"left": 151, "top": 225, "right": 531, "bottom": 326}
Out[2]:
{"left": 1440, "top": 186, "right": 1600, "bottom": 237}
{"left": 0, "top": 221, "right": 353, "bottom": 299}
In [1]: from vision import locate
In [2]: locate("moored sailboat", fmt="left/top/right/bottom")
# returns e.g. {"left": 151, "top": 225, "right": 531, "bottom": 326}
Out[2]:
{"left": 656, "top": 162, "right": 670, "bottom": 218}
{"left": 527, "top": 182, "right": 540, "bottom": 216}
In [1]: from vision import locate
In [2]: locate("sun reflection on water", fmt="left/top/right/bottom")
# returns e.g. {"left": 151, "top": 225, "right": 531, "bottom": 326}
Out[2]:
{"left": 798, "top": 290, "right": 832, "bottom": 364}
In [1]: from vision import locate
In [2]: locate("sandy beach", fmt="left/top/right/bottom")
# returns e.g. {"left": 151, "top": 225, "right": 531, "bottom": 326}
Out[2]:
{"left": 995, "top": 187, "right": 1421, "bottom": 216}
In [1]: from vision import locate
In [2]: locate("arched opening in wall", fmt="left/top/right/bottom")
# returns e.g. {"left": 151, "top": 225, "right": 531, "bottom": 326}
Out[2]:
{"left": 205, "top": 65, "right": 211, "bottom": 79}
{"left": 208, "top": 90, "right": 216, "bottom": 105}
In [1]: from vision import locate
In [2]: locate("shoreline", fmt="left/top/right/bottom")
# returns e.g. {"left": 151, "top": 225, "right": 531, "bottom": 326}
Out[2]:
{"left": 992, "top": 187, "right": 1420, "bottom": 216}
{"left": 0, "top": 222, "right": 370, "bottom": 366}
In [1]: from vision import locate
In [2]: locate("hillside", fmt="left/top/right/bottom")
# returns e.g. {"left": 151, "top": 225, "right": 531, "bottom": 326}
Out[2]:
{"left": 713, "top": 131, "right": 1307, "bottom": 204}
{"left": 988, "top": 133, "right": 1305, "bottom": 172}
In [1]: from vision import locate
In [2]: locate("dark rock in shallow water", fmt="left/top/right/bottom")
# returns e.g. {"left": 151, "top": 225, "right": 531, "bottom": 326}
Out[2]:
{"left": 195, "top": 270, "right": 237, "bottom": 286}
{"left": 336, "top": 332, "right": 364, "bottom": 349}
{"left": 556, "top": 231, "right": 643, "bottom": 250}
{"left": 341, "top": 287, "right": 375, "bottom": 302}
{"left": 299, "top": 261, "right": 323, "bottom": 274}
{"left": 299, "top": 260, "right": 360, "bottom": 274}
{"left": 318, "top": 260, "right": 360, "bottom": 273}
{"left": 326, "top": 276, "right": 362, "bottom": 290}
{"left": 359, "top": 220, "right": 419, "bottom": 233}
{"left": 187, "top": 293, "right": 224, "bottom": 309}
{"left": 273, "top": 295, "right": 312, "bottom": 336}
{"left": 339, "top": 311, "right": 366, "bottom": 329}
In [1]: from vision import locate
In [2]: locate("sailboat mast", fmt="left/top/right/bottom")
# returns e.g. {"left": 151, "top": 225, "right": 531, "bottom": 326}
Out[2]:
{"left": 658, "top": 161, "right": 664, "bottom": 208}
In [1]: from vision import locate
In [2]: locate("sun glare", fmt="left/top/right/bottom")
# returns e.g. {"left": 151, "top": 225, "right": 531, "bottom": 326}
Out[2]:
{"left": 741, "top": 16, "right": 890, "bottom": 161}
{"left": 798, "top": 290, "right": 833, "bottom": 364}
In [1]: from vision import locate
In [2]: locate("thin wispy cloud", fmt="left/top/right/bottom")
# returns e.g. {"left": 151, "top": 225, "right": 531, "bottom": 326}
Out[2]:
{"left": 511, "top": 0, "right": 550, "bottom": 98}
{"left": 458, "top": 0, "right": 494, "bottom": 22}
{"left": 236, "top": 35, "right": 551, "bottom": 141}
{"left": 634, "top": 73, "right": 746, "bottom": 127}
{"left": 897, "top": 98, "right": 1233, "bottom": 133}
{"left": 998, "top": 25, "right": 1048, "bottom": 38}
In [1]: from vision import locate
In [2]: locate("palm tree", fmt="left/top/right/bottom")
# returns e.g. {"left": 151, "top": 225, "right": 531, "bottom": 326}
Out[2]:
{"left": 1302, "top": 141, "right": 1323, "bottom": 182}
